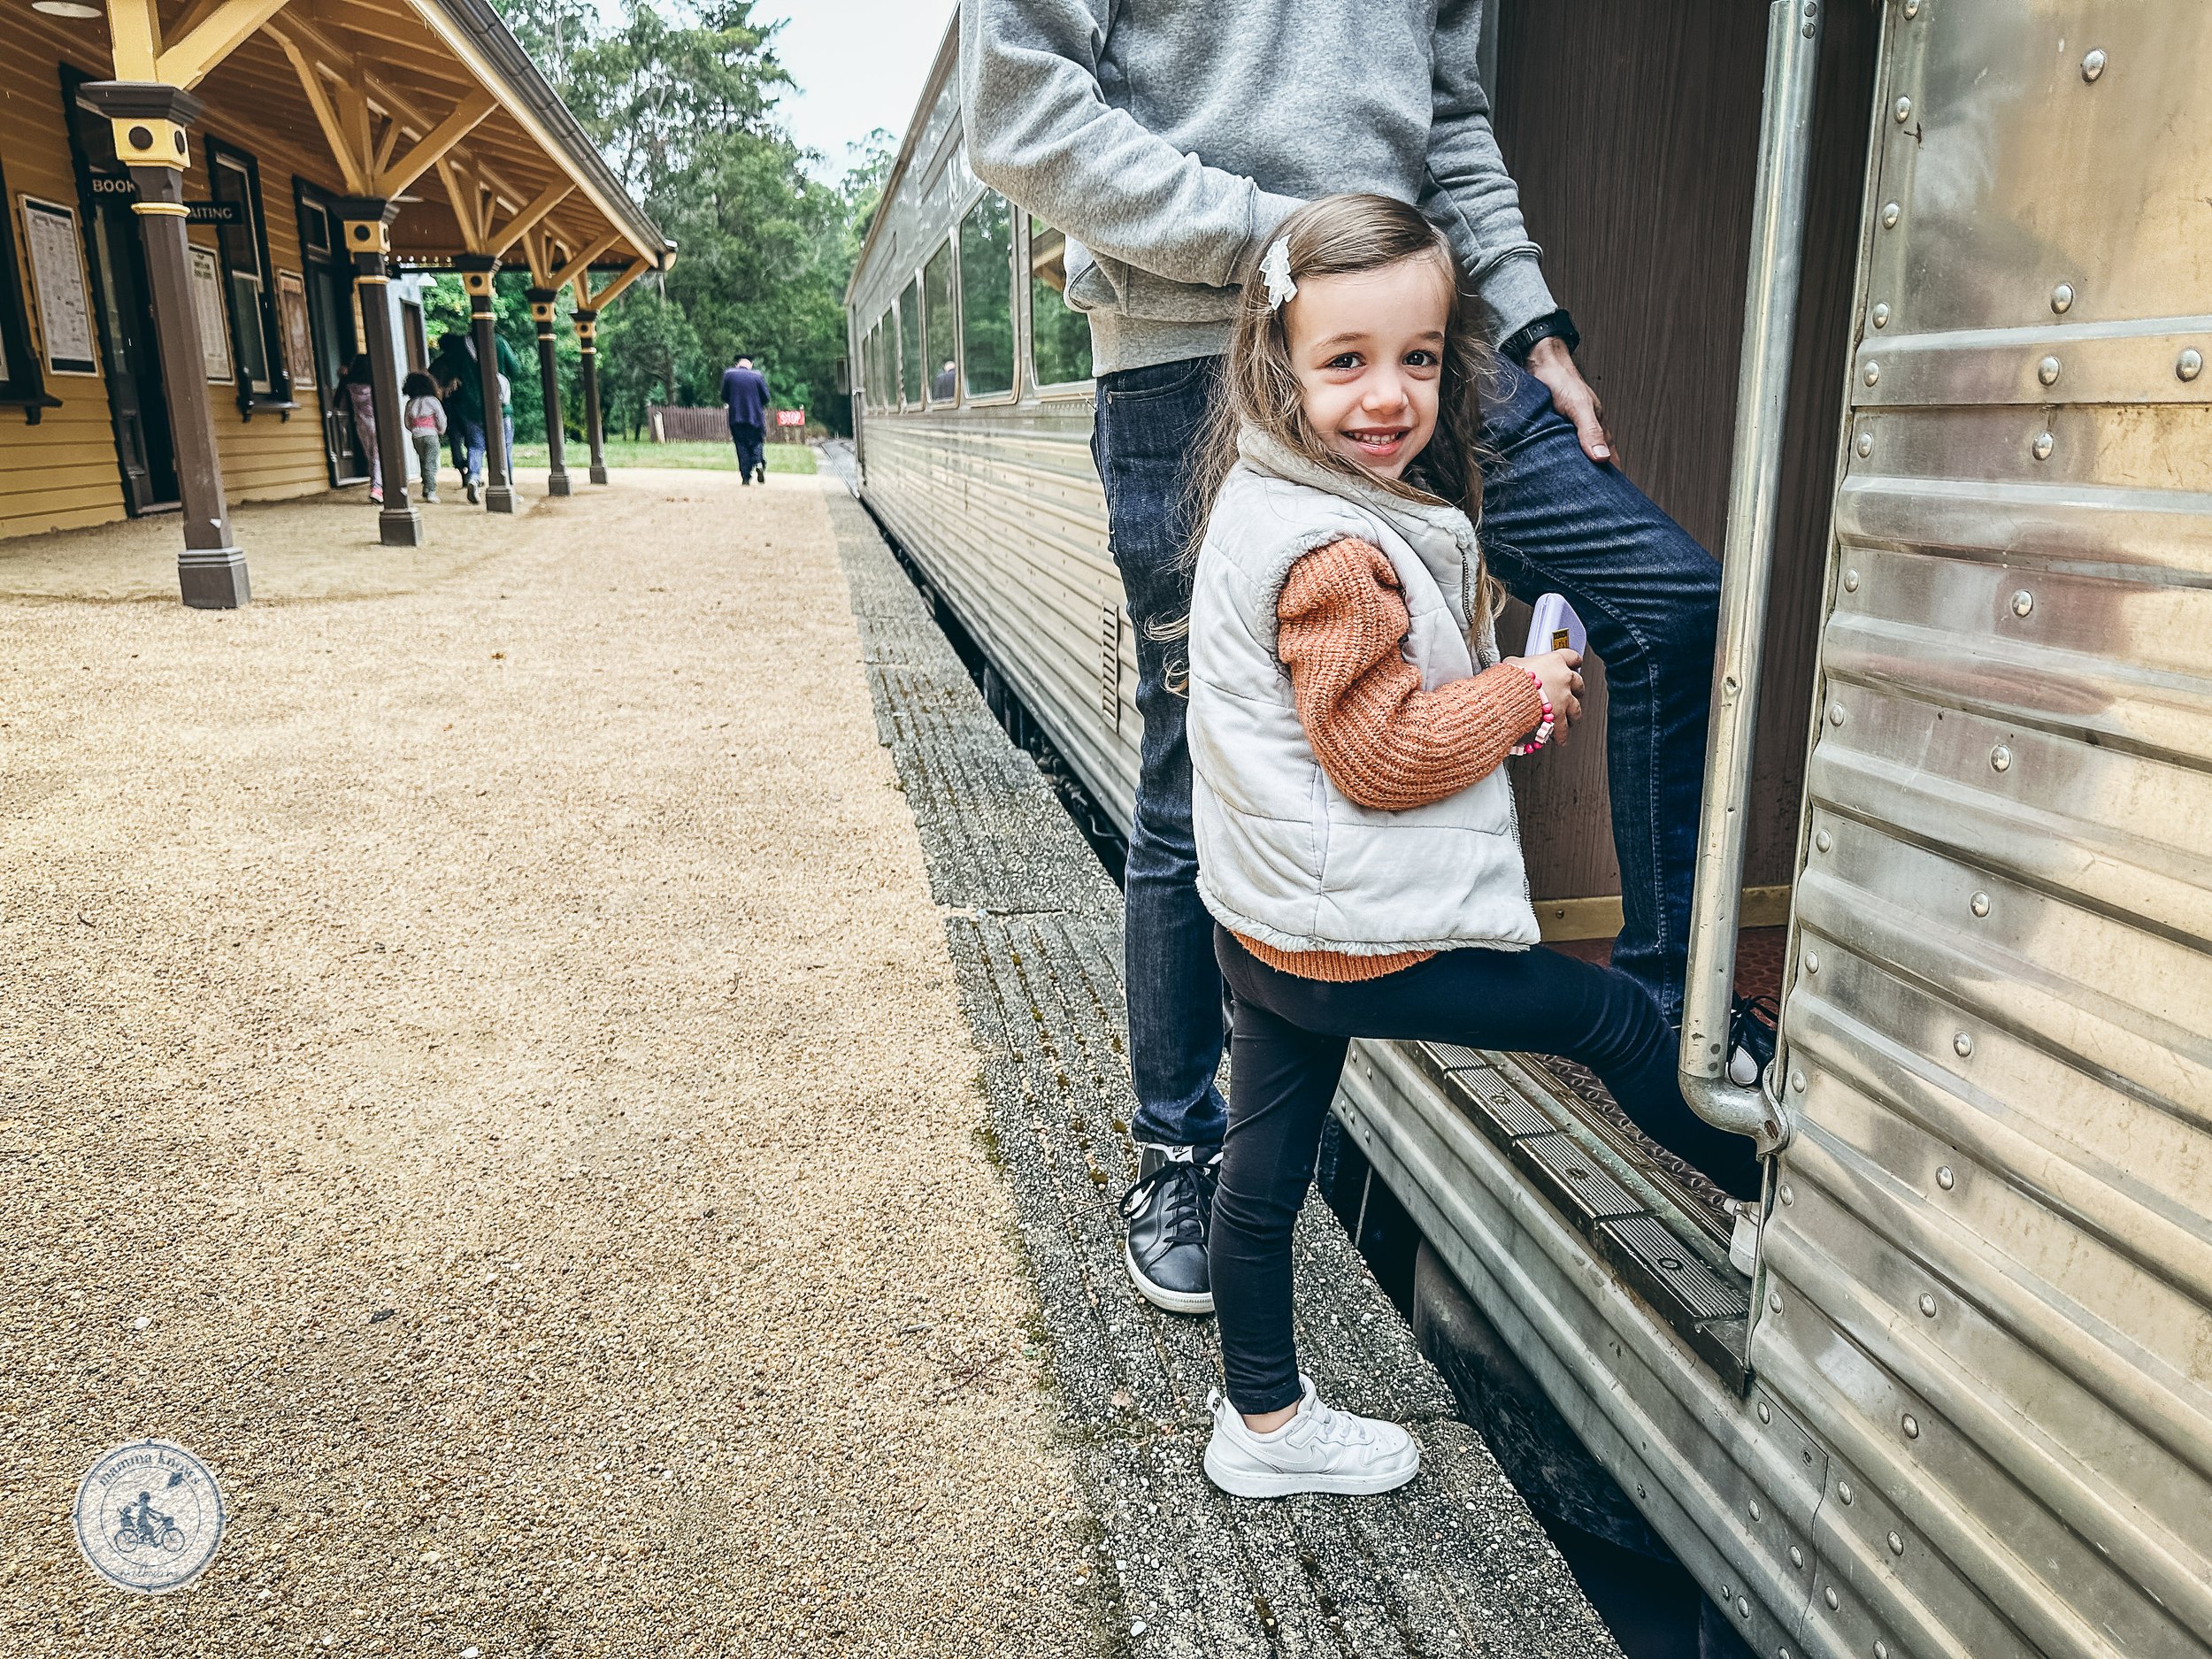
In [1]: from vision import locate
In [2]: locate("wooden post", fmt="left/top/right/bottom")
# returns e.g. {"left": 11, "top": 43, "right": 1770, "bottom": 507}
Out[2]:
{"left": 526, "top": 288, "right": 569, "bottom": 496}
{"left": 454, "top": 256, "right": 514, "bottom": 513}
{"left": 572, "top": 308, "right": 607, "bottom": 485}
{"left": 335, "top": 197, "right": 422, "bottom": 546}
{"left": 78, "top": 81, "right": 249, "bottom": 608}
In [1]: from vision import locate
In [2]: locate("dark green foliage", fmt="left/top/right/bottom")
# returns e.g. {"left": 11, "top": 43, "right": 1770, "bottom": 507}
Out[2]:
{"left": 488, "top": 0, "right": 890, "bottom": 438}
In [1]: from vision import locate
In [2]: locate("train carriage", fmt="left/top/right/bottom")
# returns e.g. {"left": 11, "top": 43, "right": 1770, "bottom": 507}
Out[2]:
{"left": 846, "top": 5, "right": 2212, "bottom": 1656}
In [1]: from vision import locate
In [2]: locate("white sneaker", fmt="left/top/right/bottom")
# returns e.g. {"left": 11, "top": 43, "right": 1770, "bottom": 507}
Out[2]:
{"left": 1202, "top": 1374, "right": 1420, "bottom": 1498}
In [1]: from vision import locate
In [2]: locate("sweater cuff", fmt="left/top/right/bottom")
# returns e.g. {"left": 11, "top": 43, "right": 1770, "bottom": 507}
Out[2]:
{"left": 1479, "top": 660, "right": 1548, "bottom": 744}
{"left": 1240, "top": 188, "right": 1310, "bottom": 281}
{"left": 1478, "top": 254, "right": 1559, "bottom": 350}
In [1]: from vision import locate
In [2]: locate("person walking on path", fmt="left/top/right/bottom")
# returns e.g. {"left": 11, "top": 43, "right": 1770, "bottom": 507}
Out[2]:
{"left": 963, "top": 0, "right": 1728, "bottom": 1316}
{"left": 721, "top": 353, "right": 770, "bottom": 484}
{"left": 402, "top": 372, "right": 448, "bottom": 503}
{"left": 342, "top": 355, "right": 384, "bottom": 504}
{"left": 432, "top": 332, "right": 488, "bottom": 504}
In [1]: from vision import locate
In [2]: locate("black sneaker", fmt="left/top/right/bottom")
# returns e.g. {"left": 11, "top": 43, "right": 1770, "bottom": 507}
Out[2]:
{"left": 1120, "top": 1144, "right": 1219, "bottom": 1315}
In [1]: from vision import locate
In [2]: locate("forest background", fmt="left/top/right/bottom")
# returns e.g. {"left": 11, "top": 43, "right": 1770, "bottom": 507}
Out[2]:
{"left": 423, "top": 0, "right": 894, "bottom": 442}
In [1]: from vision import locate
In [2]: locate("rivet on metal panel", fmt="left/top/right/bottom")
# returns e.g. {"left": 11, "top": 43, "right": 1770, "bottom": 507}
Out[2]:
{"left": 1871, "top": 302, "right": 1889, "bottom": 328}
{"left": 1936, "top": 1165, "right": 1955, "bottom": 1190}
{"left": 2180, "top": 349, "right": 2204, "bottom": 382}
{"left": 1814, "top": 831, "right": 1832, "bottom": 854}
{"left": 1838, "top": 1480, "right": 1853, "bottom": 1504}
{"left": 1739, "top": 1598, "right": 1752, "bottom": 1620}
{"left": 1749, "top": 1499, "right": 1763, "bottom": 1522}
{"left": 1825, "top": 1587, "right": 1840, "bottom": 1610}
{"left": 1875, "top": 1643, "right": 1890, "bottom": 1659}
{"left": 1901, "top": 0, "right": 1918, "bottom": 16}
{"left": 1780, "top": 1182, "right": 1795, "bottom": 1205}
{"left": 1893, "top": 96, "right": 1912, "bottom": 123}
{"left": 2032, "top": 431, "right": 2055, "bottom": 461}
{"left": 1887, "top": 1531, "right": 1905, "bottom": 1555}
{"left": 1828, "top": 702, "right": 1847, "bottom": 726}
{"left": 1768, "top": 1291, "right": 1783, "bottom": 1314}
{"left": 1856, "top": 431, "right": 1874, "bottom": 457}
{"left": 1881, "top": 202, "right": 1900, "bottom": 228}
{"left": 2081, "top": 49, "right": 2106, "bottom": 81}
{"left": 1790, "top": 1069, "right": 1807, "bottom": 1093}
{"left": 1970, "top": 891, "right": 1990, "bottom": 917}
{"left": 1954, "top": 1032, "right": 1974, "bottom": 1058}
{"left": 1758, "top": 1401, "right": 1772, "bottom": 1424}
{"left": 1863, "top": 360, "right": 1880, "bottom": 386}
{"left": 1804, "top": 951, "right": 1819, "bottom": 975}
{"left": 1901, "top": 1413, "right": 1920, "bottom": 1439}
{"left": 1990, "top": 744, "right": 2012, "bottom": 772}
{"left": 2036, "top": 356, "right": 2061, "bottom": 387}
{"left": 2010, "top": 589, "right": 2034, "bottom": 617}
{"left": 2051, "top": 282, "right": 2074, "bottom": 313}
{"left": 1919, "top": 1293, "right": 1937, "bottom": 1317}
{"left": 1842, "top": 569, "right": 1860, "bottom": 592}
{"left": 1789, "top": 1546, "right": 1804, "bottom": 1569}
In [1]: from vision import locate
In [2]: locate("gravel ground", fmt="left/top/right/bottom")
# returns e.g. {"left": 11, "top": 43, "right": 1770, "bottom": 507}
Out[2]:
{"left": 0, "top": 473, "right": 1108, "bottom": 1655}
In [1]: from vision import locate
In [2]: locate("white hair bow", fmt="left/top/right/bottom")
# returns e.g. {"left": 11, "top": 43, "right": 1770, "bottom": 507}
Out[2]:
{"left": 1259, "top": 237, "right": 1297, "bottom": 311}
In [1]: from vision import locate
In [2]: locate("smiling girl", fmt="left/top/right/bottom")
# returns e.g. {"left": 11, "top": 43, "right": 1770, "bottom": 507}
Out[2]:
{"left": 1184, "top": 194, "right": 1756, "bottom": 1499}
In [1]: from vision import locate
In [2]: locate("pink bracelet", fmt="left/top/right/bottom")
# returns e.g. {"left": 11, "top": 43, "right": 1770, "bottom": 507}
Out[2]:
{"left": 1509, "top": 667, "right": 1554, "bottom": 756}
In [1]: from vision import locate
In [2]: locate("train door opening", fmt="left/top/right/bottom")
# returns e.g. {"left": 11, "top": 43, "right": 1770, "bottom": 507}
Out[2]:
{"left": 1484, "top": 0, "right": 1880, "bottom": 1221}
{"left": 59, "top": 65, "right": 180, "bottom": 517}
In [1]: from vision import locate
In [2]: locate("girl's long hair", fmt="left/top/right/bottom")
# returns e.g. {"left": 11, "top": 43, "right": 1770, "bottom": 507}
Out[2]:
{"left": 1181, "top": 193, "right": 1503, "bottom": 618}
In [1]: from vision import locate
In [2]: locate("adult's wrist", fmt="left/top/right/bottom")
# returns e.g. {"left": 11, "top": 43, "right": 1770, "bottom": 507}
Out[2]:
{"left": 1497, "top": 308, "right": 1582, "bottom": 367}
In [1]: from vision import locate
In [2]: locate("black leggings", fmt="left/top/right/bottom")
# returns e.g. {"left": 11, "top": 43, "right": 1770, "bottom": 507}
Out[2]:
{"left": 1209, "top": 926, "right": 1757, "bottom": 1414}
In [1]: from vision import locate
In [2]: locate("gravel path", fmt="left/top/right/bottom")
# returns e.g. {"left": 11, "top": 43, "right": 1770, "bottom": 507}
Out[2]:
{"left": 0, "top": 474, "right": 1107, "bottom": 1655}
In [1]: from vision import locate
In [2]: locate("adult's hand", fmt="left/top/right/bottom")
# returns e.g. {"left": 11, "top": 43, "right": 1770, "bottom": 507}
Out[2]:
{"left": 1524, "top": 336, "right": 1614, "bottom": 465}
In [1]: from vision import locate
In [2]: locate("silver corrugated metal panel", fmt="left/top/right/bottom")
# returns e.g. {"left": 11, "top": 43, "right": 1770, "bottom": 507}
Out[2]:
{"left": 861, "top": 410, "right": 1138, "bottom": 825}
{"left": 1761, "top": 6, "right": 2212, "bottom": 1659}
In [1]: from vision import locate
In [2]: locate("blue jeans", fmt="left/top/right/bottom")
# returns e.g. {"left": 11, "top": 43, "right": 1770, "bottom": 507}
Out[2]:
{"left": 1092, "top": 354, "right": 1718, "bottom": 1149}
{"left": 450, "top": 419, "right": 487, "bottom": 483}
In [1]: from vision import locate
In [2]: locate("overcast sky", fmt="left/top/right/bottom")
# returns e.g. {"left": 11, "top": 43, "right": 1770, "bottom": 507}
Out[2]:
{"left": 756, "top": 1, "right": 958, "bottom": 176}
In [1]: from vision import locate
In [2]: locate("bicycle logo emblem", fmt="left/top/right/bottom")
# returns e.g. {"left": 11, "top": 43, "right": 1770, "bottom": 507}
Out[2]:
{"left": 73, "top": 1440, "right": 226, "bottom": 1593}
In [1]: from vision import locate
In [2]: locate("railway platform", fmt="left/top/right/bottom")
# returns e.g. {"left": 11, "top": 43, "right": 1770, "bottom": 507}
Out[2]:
{"left": 1, "top": 464, "right": 1615, "bottom": 1657}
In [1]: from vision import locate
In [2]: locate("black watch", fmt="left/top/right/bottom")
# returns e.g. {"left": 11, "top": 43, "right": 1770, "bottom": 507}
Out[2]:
{"left": 1497, "top": 308, "right": 1582, "bottom": 365}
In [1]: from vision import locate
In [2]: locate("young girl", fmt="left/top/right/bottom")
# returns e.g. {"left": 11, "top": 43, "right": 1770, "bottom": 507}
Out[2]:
{"left": 402, "top": 372, "right": 447, "bottom": 503}
{"left": 342, "top": 354, "right": 381, "bottom": 504}
{"left": 1186, "top": 194, "right": 1758, "bottom": 1500}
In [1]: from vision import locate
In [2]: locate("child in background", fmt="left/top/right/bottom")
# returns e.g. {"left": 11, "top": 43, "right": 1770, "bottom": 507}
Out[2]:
{"left": 1182, "top": 195, "right": 1760, "bottom": 1500}
{"left": 342, "top": 355, "right": 381, "bottom": 503}
{"left": 402, "top": 372, "right": 447, "bottom": 503}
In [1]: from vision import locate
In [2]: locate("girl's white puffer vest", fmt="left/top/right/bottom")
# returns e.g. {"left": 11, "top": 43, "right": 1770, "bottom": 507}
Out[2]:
{"left": 1187, "top": 431, "right": 1540, "bottom": 958}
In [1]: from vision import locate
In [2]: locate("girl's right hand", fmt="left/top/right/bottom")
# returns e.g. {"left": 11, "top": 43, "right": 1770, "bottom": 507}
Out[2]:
{"left": 1503, "top": 649, "right": 1584, "bottom": 744}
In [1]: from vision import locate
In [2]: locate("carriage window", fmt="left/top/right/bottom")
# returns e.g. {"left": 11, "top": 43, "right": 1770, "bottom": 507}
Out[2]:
{"left": 898, "top": 279, "right": 922, "bottom": 406}
{"left": 922, "top": 239, "right": 956, "bottom": 403}
{"left": 1028, "top": 220, "right": 1092, "bottom": 388}
{"left": 958, "top": 191, "right": 1015, "bottom": 398}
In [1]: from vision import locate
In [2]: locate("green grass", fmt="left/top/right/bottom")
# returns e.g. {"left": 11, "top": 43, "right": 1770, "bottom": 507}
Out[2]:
{"left": 507, "top": 437, "right": 817, "bottom": 474}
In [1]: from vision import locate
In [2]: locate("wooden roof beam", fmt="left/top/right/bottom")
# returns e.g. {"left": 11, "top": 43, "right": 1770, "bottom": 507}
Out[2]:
{"left": 154, "top": 0, "right": 299, "bottom": 91}
{"left": 542, "top": 230, "right": 622, "bottom": 294}
{"left": 376, "top": 87, "right": 496, "bottom": 198}
{"left": 583, "top": 254, "right": 655, "bottom": 312}
{"left": 268, "top": 23, "right": 371, "bottom": 192}
{"left": 487, "top": 180, "right": 572, "bottom": 263}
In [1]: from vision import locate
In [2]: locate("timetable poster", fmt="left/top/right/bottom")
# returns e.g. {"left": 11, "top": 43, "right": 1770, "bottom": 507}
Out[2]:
{"left": 188, "top": 245, "right": 234, "bottom": 383}
{"left": 19, "top": 196, "right": 96, "bottom": 375}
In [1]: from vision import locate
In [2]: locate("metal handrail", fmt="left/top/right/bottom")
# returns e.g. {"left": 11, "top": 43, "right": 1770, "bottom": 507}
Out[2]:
{"left": 1678, "top": 0, "right": 1825, "bottom": 1152}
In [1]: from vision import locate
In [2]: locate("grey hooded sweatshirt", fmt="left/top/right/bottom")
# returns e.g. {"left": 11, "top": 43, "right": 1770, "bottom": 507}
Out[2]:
{"left": 959, "top": 0, "right": 1555, "bottom": 376}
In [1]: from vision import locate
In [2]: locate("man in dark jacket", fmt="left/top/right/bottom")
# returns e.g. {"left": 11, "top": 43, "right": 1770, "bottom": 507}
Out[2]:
{"left": 720, "top": 353, "right": 770, "bottom": 484}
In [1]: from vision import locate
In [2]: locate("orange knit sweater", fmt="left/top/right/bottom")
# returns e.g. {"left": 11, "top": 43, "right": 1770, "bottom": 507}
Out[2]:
{"left": 1232, "top": 536, "right": 1545, "bottom": 983}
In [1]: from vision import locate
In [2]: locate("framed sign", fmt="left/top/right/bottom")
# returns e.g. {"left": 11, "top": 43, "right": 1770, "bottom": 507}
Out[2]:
{"left": 18, "top": 195, "right": 96, "bottom": 375}
{"left": 276, "top": 268, "right": 313, "bottom": 391}
{"left": 187, "top": 244, "right": 233, "bottom": 383}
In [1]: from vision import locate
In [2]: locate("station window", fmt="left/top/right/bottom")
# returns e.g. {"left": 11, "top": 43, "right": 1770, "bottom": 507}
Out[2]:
{"left": 958, "top": 191, "right": 1015, "bottom": 399}
{"left": 922, "top": 239, "right": 956, "bottom": 403}
{"left": 1028, "top": 220, "right": 1092, "bottom": 388}
{"left": 204, "top": 139, "right": 286, "bottom": 403}
{"left": 898, "top": 278, "right": 922, "bottom": 407}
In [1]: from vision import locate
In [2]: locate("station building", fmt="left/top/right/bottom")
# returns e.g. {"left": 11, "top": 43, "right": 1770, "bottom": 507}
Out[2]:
{"left": 0, "top": 0, "right": 671, "bottom": 604}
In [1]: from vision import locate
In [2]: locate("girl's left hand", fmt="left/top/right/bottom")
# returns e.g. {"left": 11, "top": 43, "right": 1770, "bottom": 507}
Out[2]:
{"left": 1503, "top": 649, "right": 1584, "bottom": 745}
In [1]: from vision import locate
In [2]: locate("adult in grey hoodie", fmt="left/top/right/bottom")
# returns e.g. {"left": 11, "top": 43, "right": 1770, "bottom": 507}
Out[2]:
{"left": 963, "top": 0, "right": 1728, "bottom": 1317}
